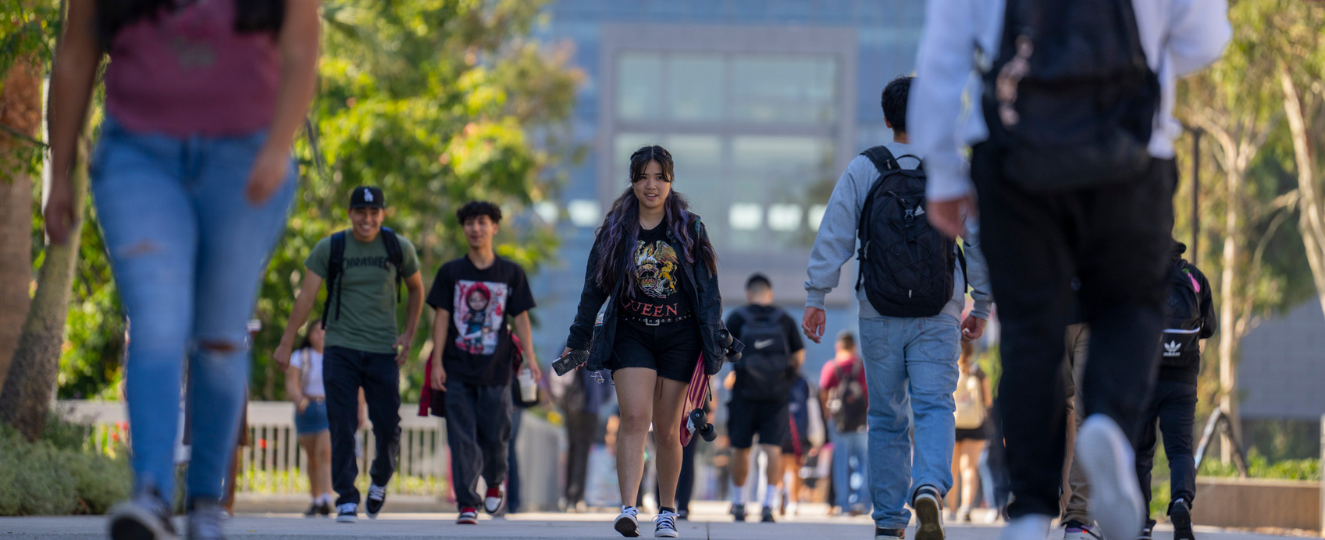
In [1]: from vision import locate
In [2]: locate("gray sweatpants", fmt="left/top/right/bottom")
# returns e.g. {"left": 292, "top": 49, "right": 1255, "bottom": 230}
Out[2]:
{"left": 445, "top": 379, "right": 513, "bottom": 508}
{"left": 1061, "top": 324, "right": 1091, "bottom": 524}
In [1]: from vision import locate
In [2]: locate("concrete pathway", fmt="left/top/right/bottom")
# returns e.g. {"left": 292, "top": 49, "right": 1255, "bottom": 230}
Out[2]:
{"left": 0, "top": 502, "right": 1306, "bottom": 540}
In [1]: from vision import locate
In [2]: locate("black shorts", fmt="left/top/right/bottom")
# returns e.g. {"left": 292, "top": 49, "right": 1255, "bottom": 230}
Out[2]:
{"left": 610, "top": 319, "right": 701, "bottom": 383}
{"left": 780, "top": 431, "right": 809, "bottom": 457}
{"left": 955, "top": 421, "right": 989, "bottom": 441}
{"left": 727, "top": 397, "right": 789, "bottom": 449}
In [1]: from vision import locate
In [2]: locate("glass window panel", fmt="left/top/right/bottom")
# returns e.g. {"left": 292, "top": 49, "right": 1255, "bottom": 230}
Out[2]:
{"left": 663, "top": 135, "right": 725, "bottom": 246}
{"left": 729, "top": 203, "right": 763, "bottom": 231}
{"left": 617, "top": 53, "right": 662, "bottom": 121}
{"left": 730, "top": 55, "right": 837, "bottom": 124}
{"left": 568, "top": 199, "right": 602, "bottom": 228}
{"left": 666, "top": 55, "right": 724, "bottom": 122}
{"left": 767, "top": 204, "right": 802, "bottom": 232}
{"left": 808, "top": 204, "right": 828, "bottom": 230}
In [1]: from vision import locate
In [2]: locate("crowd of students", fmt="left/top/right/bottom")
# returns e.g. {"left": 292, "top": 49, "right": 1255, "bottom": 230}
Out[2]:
{"left": 39, "top": 0, "right": 1234, "bottom": 539}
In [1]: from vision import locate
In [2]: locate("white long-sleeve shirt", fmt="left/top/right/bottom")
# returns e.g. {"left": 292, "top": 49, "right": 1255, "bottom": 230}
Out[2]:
{"left": 910, "top": 0, "right": 1233, "bottom": 202}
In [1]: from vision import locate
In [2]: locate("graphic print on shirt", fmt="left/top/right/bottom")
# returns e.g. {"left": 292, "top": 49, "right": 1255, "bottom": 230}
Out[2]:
{"left": 621, "top": 239, "right": 682, "bottom": 318}
{"left": 452, "top": 280, "right": 508, "bottom": 355}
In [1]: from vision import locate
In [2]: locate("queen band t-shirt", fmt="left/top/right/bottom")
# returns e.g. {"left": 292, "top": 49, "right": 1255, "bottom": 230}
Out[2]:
{"left": 619, "top": 224, "right": 692, "bottom": 322}
{"left": 426, "top": 255, "right": 535, "bottom": 386}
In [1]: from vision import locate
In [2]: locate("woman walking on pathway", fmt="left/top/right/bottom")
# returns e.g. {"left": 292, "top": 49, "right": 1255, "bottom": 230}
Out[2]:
{"left": 46, "top": 1, "right": 319, "bottom": 538}
{"left": 563, "top": 145, "right": 732, "bottom": 538}
{"left": 285, "top": 320, "right": 335, "bottom": 518}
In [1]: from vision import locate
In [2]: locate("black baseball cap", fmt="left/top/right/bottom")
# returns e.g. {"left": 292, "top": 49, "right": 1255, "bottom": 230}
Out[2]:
{"left": 349, "top": 186, "right": 386, "bottom": 209}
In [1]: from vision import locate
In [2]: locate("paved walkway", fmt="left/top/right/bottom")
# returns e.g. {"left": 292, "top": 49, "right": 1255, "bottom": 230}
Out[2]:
{"left": 0, "top": 503, "right": 1305, "bottom": 540}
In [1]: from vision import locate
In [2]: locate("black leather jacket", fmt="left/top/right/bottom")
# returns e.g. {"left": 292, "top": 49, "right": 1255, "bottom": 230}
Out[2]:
{"left": 565, "top": 218, "right": 731, "bottom": 376}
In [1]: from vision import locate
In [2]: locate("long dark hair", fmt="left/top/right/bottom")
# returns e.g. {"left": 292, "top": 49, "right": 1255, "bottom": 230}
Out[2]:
{"left": 296, "top": 318, "right": 322, "bottom": 352}
{"left": 95, "top": 0, "right": 285, "bottom": 51}
{"left": 592, "top": 145, "right": 718, "bottom": 297}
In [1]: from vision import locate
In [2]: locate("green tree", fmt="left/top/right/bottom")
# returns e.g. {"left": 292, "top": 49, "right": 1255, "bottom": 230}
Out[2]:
{"left": 248, "top": 0, "right": 581, "bottom": 401}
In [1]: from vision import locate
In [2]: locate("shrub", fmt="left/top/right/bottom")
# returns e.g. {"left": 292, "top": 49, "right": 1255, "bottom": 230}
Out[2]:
{"left": 0, "top": 417, "right": 131, "bottom": 516}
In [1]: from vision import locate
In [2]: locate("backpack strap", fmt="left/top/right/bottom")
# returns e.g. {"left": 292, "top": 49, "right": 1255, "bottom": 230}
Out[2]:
{"left": 380, "top": 226, "right": 406, "bottom": 303}
{"left": 323, "top": 231, "right": 348, "bottom": 327}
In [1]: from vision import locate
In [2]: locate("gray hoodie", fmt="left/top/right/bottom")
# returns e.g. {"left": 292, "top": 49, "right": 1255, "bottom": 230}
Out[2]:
{"left": 804, "top": 141, "right": 993, "bottom": 322}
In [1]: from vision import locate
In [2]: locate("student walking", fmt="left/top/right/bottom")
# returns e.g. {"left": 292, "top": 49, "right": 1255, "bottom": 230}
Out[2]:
{"left": 724, "top": 274, "right": 806, "bottom": 523}
{"left": 423, "top": 201, "right": 540, "bottom": 525}
{"left": 910, "top": 2, "right": 1231, "bottom": 540}
{"left": 779, "top": 372, "right": 814, "bottom": 516}
{"left": 285, "top": 320, "right": 334, "bottom": 517}
{"left": 804, "top": 76, "right": 994, "bottom": 540}
{"left": 1061, "top": 310, "right": 1097, "bottom": 540}
{"left": 563, "top": 145, "right": 730, "bottom": 538}
{"left": 46, "top": 1, "right": 319, "bottom": 538}
{"left": 275, "top": 186, "right": 425, "bottom": 523}
{"left": 948, "top": 342, "right": 992, "bottom": 523}
{"left": 1135, "top": 241, "right": 1215, "bottom": 540}
{"left": 819, "top": 331, "right": 870, "bottom": 516}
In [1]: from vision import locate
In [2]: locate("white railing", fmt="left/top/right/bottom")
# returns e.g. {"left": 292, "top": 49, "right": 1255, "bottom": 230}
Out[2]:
{"left": 56, "top": 400, "right": 566, "bottom": 508}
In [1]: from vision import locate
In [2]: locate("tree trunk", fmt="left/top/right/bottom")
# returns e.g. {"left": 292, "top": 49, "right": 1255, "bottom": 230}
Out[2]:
{"left": 0, "top": 136, "right": 88, "bottom": 441}
{"left": 1280, "top": 71, "right": 1325, "bottom": 323}
{"left": 0, "top": 55, "right": 41, "bottom": 389}
{"left": 1218, "top": 163, "right": 1243, "bottom": 464}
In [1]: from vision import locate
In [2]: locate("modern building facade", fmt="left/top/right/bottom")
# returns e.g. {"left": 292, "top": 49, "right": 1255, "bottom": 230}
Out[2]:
{"left": 528, "top": 1, "right": 928, "bottom": 384}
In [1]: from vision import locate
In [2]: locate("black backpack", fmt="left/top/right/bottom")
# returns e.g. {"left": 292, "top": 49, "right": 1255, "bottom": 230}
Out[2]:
{"left": 856, "top": 146, "right": 965, "bottom": 318}
{"left": 321, "top": 226, "right": 405, "bottom": 328}
{"left": 1160, "top": 260, "right": 1203, "bottom": 368}
{"left": 732, "top": 307, "right": 793, "bottom": 402}
{"left": 828, "top": 360, "right": 868, "bottom": 433}
{"left": 980, "top": 0, "right": 1160, "bottom": 191}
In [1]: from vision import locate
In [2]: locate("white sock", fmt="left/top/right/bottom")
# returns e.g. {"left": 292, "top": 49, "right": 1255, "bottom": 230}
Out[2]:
{"left": 763, "top": 486, "right": 780, "bottom": 508}
{"left": 730, "top": 478, "right": 746, "bottom": 504}
{"left": 319, "top": 493, "right": 333, "bottom": 505}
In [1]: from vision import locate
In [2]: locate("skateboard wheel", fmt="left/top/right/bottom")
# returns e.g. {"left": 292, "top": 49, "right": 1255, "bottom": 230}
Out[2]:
{"left": 717, "top": 329, "right": 734, "bottom": 348}
{"left": 725, "top": 350, "right": 741, "bottom": 364}
{"left": 700, "top": 424, "right": 716, "bottom": 442}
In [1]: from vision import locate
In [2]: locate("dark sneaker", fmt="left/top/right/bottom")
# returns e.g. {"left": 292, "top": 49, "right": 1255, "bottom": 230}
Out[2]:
{"left": 912, "top": 485, "right": 945, "bottom": 540}
{"left": 876, "top": 528, "right": 906, "bottom": 540}
{"left": 730, "top": 503, "right": 747, "bottom": 522}
{"left": 303, "top": 502, "right": 320, "bottom": 518}
{"left": 335, "top": 503, "right": 357, "bottom": 524}
{"left": 760, "top": 506, "right": 775, "bottom": 523}
{"left": 457, "top": 507, "right": 478, "bottom": 525}
{"left": 317, "top": 501, "right": 332, "bottom": 517}
{"left": 108, "top": 490, "right": 178, "bottom": 540}
{"left": 1078, "top": 416, "right": 1145, "bottom": 540}
{"left": 1064, "top": 520, "right": 1103, "bottom": 540}
{"left": 186, "top": 500, "right": 227, "bottom": 540}
{"left": 1171, "top": 499, "right": 1194, "bottom": 540}
{"left": 654, "top": 509, "right": 679, "bottom": 538}
{"left": 615, "top": 506, "right": 640, "bottom": 537}
{"left": 677, "top": 509, "right": 689, "bottom": 521}
{"left": 365, "top": 484, "right": 386, "bottom": 519}
{"left": 484, "top": 485, "right": 506, "bottom": 515}
{"left": 1137, "top": 519, "right": 1156, "bottom": 540}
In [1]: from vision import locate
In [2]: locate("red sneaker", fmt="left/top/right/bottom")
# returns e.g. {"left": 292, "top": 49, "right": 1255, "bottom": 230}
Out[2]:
{"left": 484, "top": 485, "right": 506, "bottom": 515}
{"left": 456, "top": 507, "right": 478, "bottom": 525}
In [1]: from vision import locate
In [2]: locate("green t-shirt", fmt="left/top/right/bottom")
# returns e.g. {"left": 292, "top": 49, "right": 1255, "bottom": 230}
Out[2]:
{"left": 305, "top": 231, "right": 421, "bottom": 354}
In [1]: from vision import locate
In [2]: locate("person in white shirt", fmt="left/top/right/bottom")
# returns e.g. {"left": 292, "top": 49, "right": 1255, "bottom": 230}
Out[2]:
{"left": 909, "top": 2, "right": 1230, "bottom": 540}
{"left": 286, "top": 320, "right": 333, "bottom": 518}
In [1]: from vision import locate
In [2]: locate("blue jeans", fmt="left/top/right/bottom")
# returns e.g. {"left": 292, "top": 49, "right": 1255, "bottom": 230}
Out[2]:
{"left": 859, "top": 314, "right": 961, "bottom": 528}
{"left": 832, "top": 430, "right": 870, "bottom": 511}
{"left": 91, "top": 116, "right": 295, "bottom": 501}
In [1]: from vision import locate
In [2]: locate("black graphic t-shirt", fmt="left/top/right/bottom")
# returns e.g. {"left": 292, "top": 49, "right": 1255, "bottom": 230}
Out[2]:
{"left": 426, "top": 255, "right": 535, "bottom": 386}
{"left": 619, "top": 224, "right": 692, "bottom": 322}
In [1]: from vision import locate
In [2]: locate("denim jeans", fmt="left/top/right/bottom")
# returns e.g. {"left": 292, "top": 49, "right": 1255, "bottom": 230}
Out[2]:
{"left": 859, "top": 314, "right": 961, "bottom": 529}
{"left": 90, "top": 116, "right": 295, "bottom": 501}
{"left": 832, "top": 430, "right": 870, "bottom": 511}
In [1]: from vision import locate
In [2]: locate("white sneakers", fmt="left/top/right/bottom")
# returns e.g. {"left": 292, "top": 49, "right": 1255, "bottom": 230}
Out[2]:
{"left": 615, "top": 506, "right": 641, "bottom": 538}
{"left": 999, "top": 514, "right": 1053, "bottom": 540}
{"left": 1077, "top": 415, "right": 1145, "bottom": 540}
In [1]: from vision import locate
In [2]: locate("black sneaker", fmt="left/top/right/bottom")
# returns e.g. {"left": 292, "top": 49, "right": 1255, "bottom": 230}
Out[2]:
{"left": 303, "top": 502, "right": 320, "bottom": 518}
{"left": 654, "top": 509, "right": 679, "bottom": 538}
{"left": 1137, "top": 519, "right": 1157, "bottom": 540}
{"left": 108, "top": 490, "right": 178, "bottom": 540}
{"left": 912, "top": 485, "right": 945, "bottom": 540}
{"left": 876, "top": 527, "right": 907, "bottom": 540}
{"left": 761, "top": 506, "right": 775, "bottom": 523}
{"left": 1171, "top": 499, "right": 1194, "bottom": 540}
{"left": 336, "top": 503, "right": 357, "bottom": 524}
{"left": 366, "top": 484, "right": 386, "bottom": 518}
{"left": 677, "top": 509, "right": 689, "bottom": 521}
{"left": 730, "top": 503, "right": 747, "bottom": 522}
{"left": 317, "top": 501, "right": 332, "bottom": 517}
{"left": 186, "top": 499, "right": 227, "bottom": 540}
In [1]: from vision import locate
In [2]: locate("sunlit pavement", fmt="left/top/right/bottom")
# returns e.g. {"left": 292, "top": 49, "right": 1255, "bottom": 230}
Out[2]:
{"left": 0, "top": 502, "right": 1307, "bottom": 539}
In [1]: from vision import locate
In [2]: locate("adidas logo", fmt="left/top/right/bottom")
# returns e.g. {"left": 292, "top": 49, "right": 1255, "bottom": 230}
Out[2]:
{"left": 1163, "top": 341, "right": 1181, "bottom": 357}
